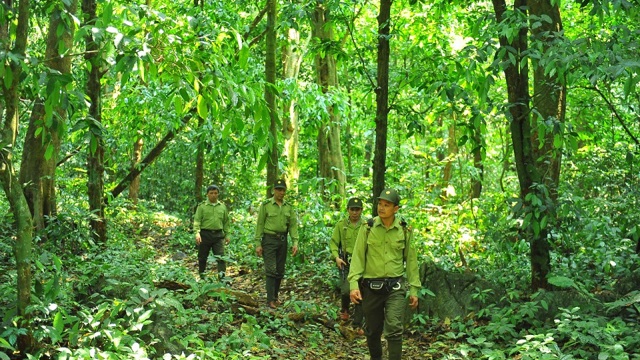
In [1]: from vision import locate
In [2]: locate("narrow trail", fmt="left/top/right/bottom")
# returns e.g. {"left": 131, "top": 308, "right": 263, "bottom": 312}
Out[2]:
{"left": 177, "top": 258, "right": 433, "bottom": 359}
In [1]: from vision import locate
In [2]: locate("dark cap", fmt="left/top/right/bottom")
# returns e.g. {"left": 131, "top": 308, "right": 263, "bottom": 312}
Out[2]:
{"left": 378, "top": 188, "right": 400, "bottom": 205}
{"left": 347, "top": 197, "right": 363, "bottom": 209}
{"left": 274, "top": 179, "right": 287, "bottom": 189}
{"left": 206, "top": 184, "right": 220, "bottom": 192}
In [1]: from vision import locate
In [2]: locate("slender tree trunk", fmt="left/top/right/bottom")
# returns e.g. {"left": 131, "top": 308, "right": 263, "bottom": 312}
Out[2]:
{"left": 530, "top": 0, "right": 565, "bottom": 199}
{"left": 493, "top": 0, "right": 555, "bottom": 290}
{"left": 372, "top": 0, "right": 392, "bottom": 216}
{"left": 83, "top": 0, "right": 107, "bottom": 242}
{"left": 19, "top": 0, "right": 76, "bottom": 232}
{"left": 128, "top": 137, "right": 144, "bottom": 205}
{"left": 0, "top": 0, "right": 35, "bottom": 353}
{"left": 282, "top": 28, "right": 303, "bottom": 193}
{"left": 265, "top": 0, "right": 279, "bottom": 196}
{"left": 312, "top": 3, "right": 346, "bottom": 207}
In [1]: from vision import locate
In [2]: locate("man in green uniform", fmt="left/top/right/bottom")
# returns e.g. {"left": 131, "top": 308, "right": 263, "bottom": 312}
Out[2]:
{"left": 329, "top": 197, "right": 364, "bottom": 327}
{"left": 348, "top": 188, "right": 421, "bottom": 360}
{"left": 193, "top": 185, "right": 230, "bottom": 281}
{"left": 255, "top": 179, "right": 299, "bottom": 309}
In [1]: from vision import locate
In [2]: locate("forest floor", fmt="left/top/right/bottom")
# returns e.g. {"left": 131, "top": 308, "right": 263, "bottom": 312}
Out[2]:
{"left": 169, "top": 251, "right": 440, "bottom": 360}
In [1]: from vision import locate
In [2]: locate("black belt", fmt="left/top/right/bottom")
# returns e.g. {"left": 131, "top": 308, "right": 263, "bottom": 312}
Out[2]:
{"left": 264, "top": 232, "right": 287, "bottom": 240}
{"left": 361, "top": 277, "right": 402, "bottom": 291}
{"left": 201, "top": 229, "right": 224, "bottom": 235}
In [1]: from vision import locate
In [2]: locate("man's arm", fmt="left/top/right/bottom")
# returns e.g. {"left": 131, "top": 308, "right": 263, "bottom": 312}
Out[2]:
{"left": 405, "top": 228, "right": 422, "bottom": 299}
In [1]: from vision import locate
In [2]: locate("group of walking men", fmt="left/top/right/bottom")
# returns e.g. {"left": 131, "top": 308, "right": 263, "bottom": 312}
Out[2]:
{"left": 193, "top": 179, "right": 422, "bottom": 360}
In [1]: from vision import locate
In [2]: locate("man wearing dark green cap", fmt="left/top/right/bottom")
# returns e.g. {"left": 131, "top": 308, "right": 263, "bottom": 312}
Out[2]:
{"left": 348, "top": 188, "right": 421, "bottom": 360}
{"left": 193, "top": 185, "right": 230, "bottom": 281}
{"left": 255, "top": 179, "right": 299, "bottom": 309}
{"left": 329, "top": 197, "right": 365, "bottom": 327}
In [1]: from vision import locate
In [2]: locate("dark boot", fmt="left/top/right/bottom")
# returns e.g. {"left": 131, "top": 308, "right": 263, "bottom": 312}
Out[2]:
{"left": 274, "top": 277, "right": 282, "bottom": 302}
{"left": 387, "top": 339, "right": 402, "bottom": 360}
{"left": 366, "top": 335, "right": 383, "bottom": 360}
{"left": 266, "top": 276, "right": 277, "bottom": 303}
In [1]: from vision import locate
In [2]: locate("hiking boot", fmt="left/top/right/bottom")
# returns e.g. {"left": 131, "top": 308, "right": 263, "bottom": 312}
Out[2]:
{"left": 268, "top": 301, "right": 278, "bottom": 309}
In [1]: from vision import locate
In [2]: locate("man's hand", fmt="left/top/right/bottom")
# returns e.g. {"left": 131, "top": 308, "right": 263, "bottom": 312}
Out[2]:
{"left": 408, "top": 295, "right": 419, "bottom": 310}
{"left": 336, "top": 257, "right": 346, "bottom": 269}
{"left": 195, "top": 234, "right": 201, "bottom": 245}
{"left": 291, "top": 245, "right": 299, "bottom": 256}
{"left": 256, "top": 246, "right": 263, "bottom": 257}
{"left": 350, "top": 289, "right": 362, "bottom": 304}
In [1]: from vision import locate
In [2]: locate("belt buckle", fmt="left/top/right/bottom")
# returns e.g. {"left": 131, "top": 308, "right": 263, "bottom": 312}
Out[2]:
{"left": 392, "top": 281, "right": 402, "bottom": 290}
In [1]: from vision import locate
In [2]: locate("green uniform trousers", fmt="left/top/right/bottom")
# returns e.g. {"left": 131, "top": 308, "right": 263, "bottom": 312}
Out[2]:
{"left": 361, "top": 281, "right": 407, "bottom": 360}
{"left": 340, "top": 265, "right": 363, "bottom": 325}
{"left": 262, "top": 234, "right": 288, "bottom": 303}
{"left": 198, "top": 229, "right": 226, "bottom": 278}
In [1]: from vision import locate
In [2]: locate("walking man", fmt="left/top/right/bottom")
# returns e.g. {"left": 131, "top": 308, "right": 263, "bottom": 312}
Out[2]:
{"left": 255, "top": 179, "right": 299, "bottom": 309}
{"left": 194, "top": 184, "right": 230, "bottom": 281}
{"left": 348, "top": 188, "right": 421, "bottom": 360}
{"left": 329, "top": 197, "right": 364, "bottom": 328}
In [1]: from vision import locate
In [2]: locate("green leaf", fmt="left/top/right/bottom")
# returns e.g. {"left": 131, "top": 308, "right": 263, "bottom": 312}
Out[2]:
{"left": 3, "top": 66, "right": 12, "bottom": 88}
{"left": 197, "top": 95, "right": 208, "bottom": 119}
{"left": 547, "top": 276, "right": 575, "bottom": 288}
{"left": 44, "top": 144, "right": 54, "bottom": 161}
{"left": 173, "top": 95, "right": 184, "bottom": 116}
{"left": 0, "top": 337, "right": 14, "bottom": 350}
{"left": 53, "top": 311, "right": 64, "bottom": 335}
{"left": 137, "top": 309, "right": 153, "bottom": 323}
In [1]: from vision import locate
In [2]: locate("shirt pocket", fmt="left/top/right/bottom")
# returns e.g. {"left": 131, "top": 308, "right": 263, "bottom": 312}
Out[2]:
{"left": 392, "top": 236, "right": 405, "bottom": 252}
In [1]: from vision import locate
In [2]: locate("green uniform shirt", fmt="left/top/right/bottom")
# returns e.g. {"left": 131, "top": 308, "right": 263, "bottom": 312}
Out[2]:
{"left": 254, "top": 197, "right": 299, "bottom": 247}
{"left": 193, "top": 200, "right": 229, "bottom": 235}
{"left": 329, "top": 217, "right": 364, "bottom": 259}
{"left": 348, "top": 216, "right": 422, "bottom": 297}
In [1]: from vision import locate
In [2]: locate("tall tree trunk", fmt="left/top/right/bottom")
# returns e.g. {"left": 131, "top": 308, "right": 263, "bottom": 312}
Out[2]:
{"left": 83, "top": 0, "right": 107, "bottom": 242}
{"left": 493, "top": 0, "right": 559, "bottom": 290}
{"left": 128, "top": 137, "right": 144, "bottom": 205}
{"left": 530, "top": 0, "right": 566, "bottom": 199}
{"left": 372, "top": 0, "right": 392, "bottom": 216}
{"left": 282, "top": 28, "right": 303, "bottom": 193}
{"left": 528, "top": 0, "right": 565, "bottom": 289}
{"left": 265, "top": 0, "right": 279, "bottom": 196}
{"left": 19, "top": 0, "right": 76, "bottom": 232}
{"left": 0, "top": 0, "right": 35, "bottom": 353}
{"left": 312, "top": 3, "right": 346, "bottom": 207}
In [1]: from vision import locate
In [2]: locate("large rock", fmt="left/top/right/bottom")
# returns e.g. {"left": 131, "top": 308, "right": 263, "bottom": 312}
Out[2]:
{"left": 417, "top": 261, "right": 505, "bottom": 320}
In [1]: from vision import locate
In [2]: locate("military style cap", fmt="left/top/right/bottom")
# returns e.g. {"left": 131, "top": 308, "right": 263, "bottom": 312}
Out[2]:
{"left": 347, "top": 197, "right": 362, "bottom": 209}
{"left": 274, "top": 179, "right": 287, "bottom": 189}
{"left": 378, "top": 188, "right": 400, "bottom": 205}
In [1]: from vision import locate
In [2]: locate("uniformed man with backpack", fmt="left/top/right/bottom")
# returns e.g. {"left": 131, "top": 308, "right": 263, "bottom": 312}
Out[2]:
{"left": 348, "top": 188, "right": 421, "bottom": 360}
{"left": 329, "top": 197, "right": 365, "bottom": 327}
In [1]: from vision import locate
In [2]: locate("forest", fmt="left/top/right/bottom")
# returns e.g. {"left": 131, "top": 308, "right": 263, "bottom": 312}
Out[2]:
{"left": 1, "top": 0, "right": 639, "bottom": 358}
